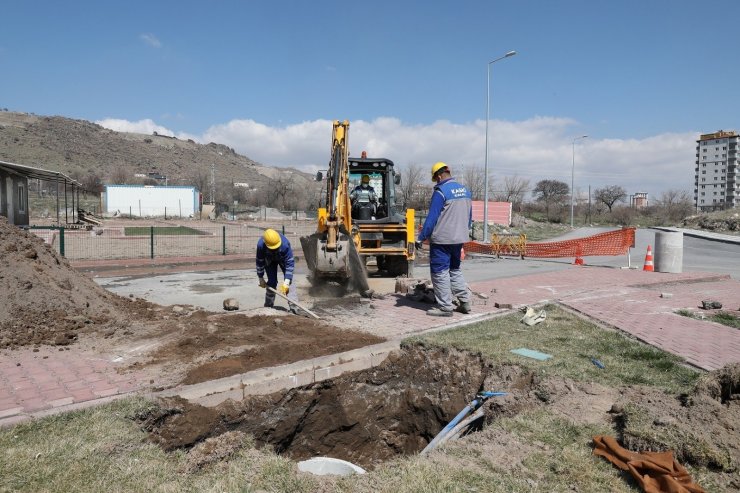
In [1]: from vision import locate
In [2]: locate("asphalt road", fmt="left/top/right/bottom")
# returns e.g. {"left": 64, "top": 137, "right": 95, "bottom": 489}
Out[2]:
{"left": 94, "top": 228, "right": 740, "bottom": 312}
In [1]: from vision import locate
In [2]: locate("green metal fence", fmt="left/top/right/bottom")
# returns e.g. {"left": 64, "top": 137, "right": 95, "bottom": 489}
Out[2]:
{"left": 26, "top": 221, "right": 317, "bottom": 261}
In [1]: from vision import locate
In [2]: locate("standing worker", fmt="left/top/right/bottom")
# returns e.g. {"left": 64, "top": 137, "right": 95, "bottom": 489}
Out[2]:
{"left": 416, "top": 162, "right": 473, "bottom": 317}
{"left": 256, "top": 228, "right": 298, "bottom": 312}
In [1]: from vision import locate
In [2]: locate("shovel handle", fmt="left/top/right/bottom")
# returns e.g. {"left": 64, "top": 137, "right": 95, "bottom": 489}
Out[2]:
{"left": 266, "top": 286, "right": 321, "bottom": 320}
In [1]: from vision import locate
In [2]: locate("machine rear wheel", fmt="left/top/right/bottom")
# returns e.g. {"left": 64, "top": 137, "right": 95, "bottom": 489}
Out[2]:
{"left": 384, "top": 256, "right": 414, "bottom": 277}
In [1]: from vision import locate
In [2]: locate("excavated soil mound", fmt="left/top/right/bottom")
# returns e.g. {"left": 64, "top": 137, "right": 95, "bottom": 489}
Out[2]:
{"left": 0, "top": 217, "right": 126, "bottom": 347}
{"left": 0, "top": 218, "right": 385, "bottom": 387}
{"left": 617, "top": 363, "right": 740, "bottom": 474}
{"left": 139, "top": 311, "right": 385, "bottom": 385}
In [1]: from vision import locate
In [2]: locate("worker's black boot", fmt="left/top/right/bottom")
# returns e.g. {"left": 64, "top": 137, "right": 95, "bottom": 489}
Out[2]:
{"left": 427, "top": 308, "right": 453, "bottom": 317}
{"left": 456, "top": 302, "right": 472, "bottom": 314}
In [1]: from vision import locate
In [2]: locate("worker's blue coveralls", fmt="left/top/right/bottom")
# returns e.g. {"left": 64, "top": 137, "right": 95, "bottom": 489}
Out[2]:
{"left": 417, "top": 177, "right": 472, "bottom": 312}
{"left": 256, "top": 233, "right": 298, "bottom": 309}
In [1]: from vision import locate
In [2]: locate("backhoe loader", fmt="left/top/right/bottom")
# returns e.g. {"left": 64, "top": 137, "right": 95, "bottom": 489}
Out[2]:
{"left": 300, "top": 120, "right": 416, "bottom": 295}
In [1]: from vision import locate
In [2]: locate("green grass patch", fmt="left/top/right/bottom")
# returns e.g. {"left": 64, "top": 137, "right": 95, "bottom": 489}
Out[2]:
{"left": 410, "top": 304, "right": 699, "bottom": 394}
{"left": 124, "top": 226, "right": 208, "bottom": 236}
{"left": 0, "top": 397, "right": 320, "bottom": 493}
{"left": 711, "top": 312, "right": 740, "bottom": 329}
{"left": 494, "top": 409, "right": 633, "bottom": 492}
{"left": 676, "top": 309, "right": 740, "bottom": 330}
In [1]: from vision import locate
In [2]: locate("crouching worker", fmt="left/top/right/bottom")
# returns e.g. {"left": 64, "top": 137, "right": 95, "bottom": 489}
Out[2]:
{"left": 256, "top": 228, "right": 298, "bottom": 312}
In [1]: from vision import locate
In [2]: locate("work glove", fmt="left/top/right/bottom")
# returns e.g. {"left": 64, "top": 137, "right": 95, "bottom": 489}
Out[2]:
{"left": 279, "top": 279, "right": 290, "bottom": 295}
{"left": 415, "top": 241, "right": 423, "bottom": 250}
{"left": 258, "top": 277, "right": 267, "bottom": 289}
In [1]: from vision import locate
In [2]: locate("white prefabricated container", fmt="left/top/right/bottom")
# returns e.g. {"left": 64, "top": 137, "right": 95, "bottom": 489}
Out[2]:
{"left": 297, "top": 457, "right": 367, "bottom": 476}
{"left": 103, "top": 185, "right": 199, "bottom": 217}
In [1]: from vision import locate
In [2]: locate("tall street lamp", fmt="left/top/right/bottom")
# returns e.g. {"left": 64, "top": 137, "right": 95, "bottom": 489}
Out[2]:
{"left": 483, "top": 50, "right": 517, "bottom": 243}
{"left": 570, "top": 135, "right": 588, "bottom": 227}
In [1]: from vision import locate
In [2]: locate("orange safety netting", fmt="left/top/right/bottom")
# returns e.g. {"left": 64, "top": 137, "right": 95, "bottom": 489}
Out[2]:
{"left": 464, "top": 227, "right": 635, "bottom": 259}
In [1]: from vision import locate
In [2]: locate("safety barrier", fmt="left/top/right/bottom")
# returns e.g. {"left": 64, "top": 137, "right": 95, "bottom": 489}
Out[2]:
{"left": 464, "top": 227, "right": 636, "bottom": 260}
{"left": 464, "top": 233, "right": 527, "bottom": 258}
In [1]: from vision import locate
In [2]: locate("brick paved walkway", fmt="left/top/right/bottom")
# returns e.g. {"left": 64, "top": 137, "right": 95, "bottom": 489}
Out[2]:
{"left": 0, "top": 346, "right": 158, "bottom": 426}
{"left": 2, "top": 266, "right": 739, "bottom": 426}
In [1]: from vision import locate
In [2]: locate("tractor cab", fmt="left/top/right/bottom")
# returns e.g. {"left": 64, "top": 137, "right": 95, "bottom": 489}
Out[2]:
{"left": 348, "top": 156, "right": 402, "bottom": 223}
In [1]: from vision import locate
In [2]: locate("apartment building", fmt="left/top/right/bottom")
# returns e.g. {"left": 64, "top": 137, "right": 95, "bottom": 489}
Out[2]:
{"left": 694, "top": 130, "right": 739, "bottom": 211}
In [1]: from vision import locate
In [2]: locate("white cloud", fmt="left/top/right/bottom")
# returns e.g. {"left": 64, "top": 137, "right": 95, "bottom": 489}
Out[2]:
{"left": 139, "top": 33, "right": 162, "bottom": 48}
{"left": 96, "top": 118, "right": 175, "bottom": 137}
{"left": 99, "top": 116, "right": 700, "bottom": 199}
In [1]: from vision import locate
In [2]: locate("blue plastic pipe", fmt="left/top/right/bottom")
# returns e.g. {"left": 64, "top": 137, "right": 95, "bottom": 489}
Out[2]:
{"left": 421, "top": 392, "right": 507, "bottom": 455}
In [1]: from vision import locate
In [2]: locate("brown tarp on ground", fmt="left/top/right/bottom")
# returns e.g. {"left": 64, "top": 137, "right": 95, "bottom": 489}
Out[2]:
{"left": 592, "top": 435, "right": 706, "bottom": 493}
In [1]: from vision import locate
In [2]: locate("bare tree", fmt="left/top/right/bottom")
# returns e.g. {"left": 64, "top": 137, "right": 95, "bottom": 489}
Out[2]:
{"left": 594, "top": 185, "right": 627, "bottom": 213}
{"left": 398, "top": 163, "right": 425, "bottom": 209}
{"left": 532, "top": 179, "right": 569, "bottom": 221}
{"left": 109, "top": 167, "right": 129, "bottom": 185}
{"left": 656, "top": 189, "right": 693, "bottom": 222}
{"left": 269, "top": 174, "right": 295, "bottom": 210}
{"left": 189, "top": 169, "right": 210, "bottom": 194}
{"left": 81, "top": 173, "right": 104, "bottom": 193}
{"left": 415, "top": 185, "right": 434, "bottom": 212}
{"left": 462, "top": 165, "right": 485, "bottom": 200}
{"left": 494, "top": 175, "right": 530, "bottom": 211}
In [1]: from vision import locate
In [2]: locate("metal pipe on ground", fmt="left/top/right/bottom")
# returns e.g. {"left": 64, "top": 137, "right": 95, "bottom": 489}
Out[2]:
{"left": 420, "top": 392, "right": 507, "bottom": 455}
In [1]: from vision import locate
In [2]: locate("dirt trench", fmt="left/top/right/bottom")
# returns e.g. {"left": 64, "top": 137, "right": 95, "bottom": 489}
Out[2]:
{"left": 140, "top": 343, "right": 544, "bottom": 470}
{"left": 139, "top": 345, "right": 740, "bottom": 482}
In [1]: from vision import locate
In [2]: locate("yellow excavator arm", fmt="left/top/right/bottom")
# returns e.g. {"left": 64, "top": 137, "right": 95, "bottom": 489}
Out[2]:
{"left": 301, "top": 120, "right": 371, "bottom": 295}
{"left": 323, "top": 120, "right": 353, "bottom": 251}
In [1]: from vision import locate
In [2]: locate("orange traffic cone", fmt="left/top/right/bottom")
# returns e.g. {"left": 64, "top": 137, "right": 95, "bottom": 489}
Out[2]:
{"left": 574, "top": 245, "right": 584, "bottom": 265}
{"left": 460, "top": 247, "right": 466, "bottom": 261}
{"left": 643, "top": 245, "right": 654, "bottom": 272}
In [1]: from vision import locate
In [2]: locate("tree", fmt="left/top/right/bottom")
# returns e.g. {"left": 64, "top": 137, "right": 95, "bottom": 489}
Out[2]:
{"left": 462, "top": 165, "right": 485, "bottom": 200}
{"left": 594, "top": 185, "right": 627, "bottom": 213}
{"left": 189, "top": 170, "right": 210, "bottom": 194}
{"left": 656, "top": 189, "right": 693, "bottom": 222}
{"left": 81, "top": 173, "right": 104, "bottom": 193}
{"left": 109, "top": 167, "right": 129, "bottom": 185}
{"left": 398, "top": 163, "right": 426, "bottom": 209}
{"left": 268, "top": 174, "right": 295, "bottom": 210}
{"left": 494, "top": 175, "right": 530, "bottom": 211}
{"left": 532, "top": 179, "right": 569, "bottom": 221}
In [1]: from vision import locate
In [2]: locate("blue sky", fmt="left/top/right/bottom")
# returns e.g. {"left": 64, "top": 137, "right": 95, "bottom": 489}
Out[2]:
{"left": 2, "top": 0, "right": 739, "bottom": 199}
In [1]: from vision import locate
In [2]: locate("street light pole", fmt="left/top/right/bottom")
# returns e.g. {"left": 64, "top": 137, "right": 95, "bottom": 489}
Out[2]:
{"left": 570, "top": 135, "right": 588, "bottom": 227}
{"left": 483, "top": 50, "right": 517, "bottom": 243}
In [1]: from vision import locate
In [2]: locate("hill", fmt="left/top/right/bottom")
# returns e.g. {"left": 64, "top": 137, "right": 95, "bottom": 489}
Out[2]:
{"left": 0, "top": 110, "right": 317, "bottom": 208}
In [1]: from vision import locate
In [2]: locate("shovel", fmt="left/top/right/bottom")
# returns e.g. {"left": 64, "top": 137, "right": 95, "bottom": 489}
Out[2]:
{"left": 266, "top": 286, "right": 321, "bottom": 320}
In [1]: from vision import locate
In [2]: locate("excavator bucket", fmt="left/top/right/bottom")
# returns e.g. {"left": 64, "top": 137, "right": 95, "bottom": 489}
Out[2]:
{"left": 346, "top": 236, "right": 372, "bottom": 295}
{"left": 299, "top": 234, "right": 319, "bottom": 273}
{"left": 300, "top": 232, "right": 371, "bottom": 296}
